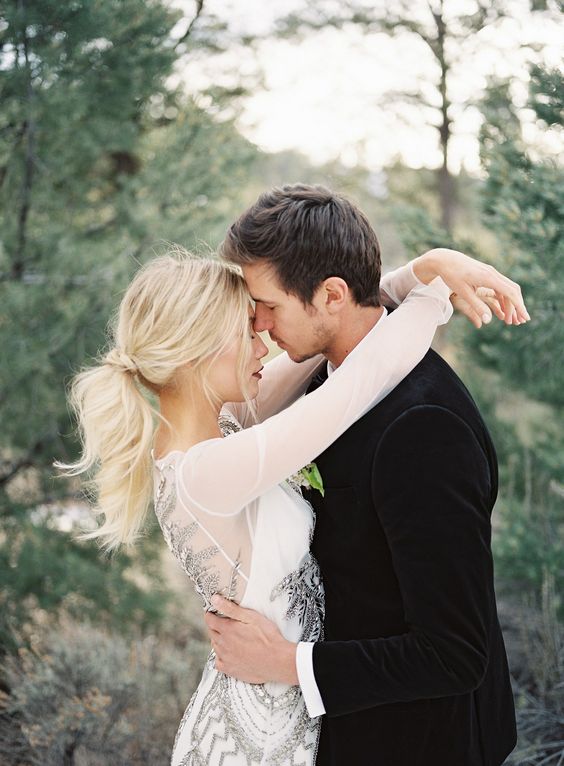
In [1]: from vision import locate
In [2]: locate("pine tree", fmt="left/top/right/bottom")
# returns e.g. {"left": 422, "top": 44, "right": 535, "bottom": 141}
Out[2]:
{"left": 468, "top": 65, "right": 564, "bottom": 600}
{"left": 0, "top": 0, "right": 258, "bottom": 644}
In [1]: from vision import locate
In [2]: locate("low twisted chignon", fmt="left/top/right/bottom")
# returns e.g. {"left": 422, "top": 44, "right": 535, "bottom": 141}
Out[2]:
{"left": 57, "top": 251, "right": 255, "bottom": 551}
{"left": 104, "top": 348, "right": 138, "bottom": 374}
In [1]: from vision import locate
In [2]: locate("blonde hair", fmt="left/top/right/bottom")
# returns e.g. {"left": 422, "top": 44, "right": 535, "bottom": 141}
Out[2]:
{"left": 57, "top": 249, "right": 254, "bottom": 551}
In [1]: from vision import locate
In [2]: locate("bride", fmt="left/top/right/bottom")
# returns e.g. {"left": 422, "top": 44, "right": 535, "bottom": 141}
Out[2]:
{"left": 60, "top": 246, "right": 526, "bottom": 765}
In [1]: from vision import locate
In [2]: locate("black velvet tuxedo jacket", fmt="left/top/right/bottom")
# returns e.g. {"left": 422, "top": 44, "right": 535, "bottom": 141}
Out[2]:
{"left": 304, "top": 349, "right": 517, "bottom": 766}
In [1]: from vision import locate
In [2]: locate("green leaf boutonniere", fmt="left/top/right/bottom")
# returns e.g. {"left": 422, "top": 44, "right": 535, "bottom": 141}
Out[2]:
{"left": 289, "top": 462, "right": 325, "bottom": 497}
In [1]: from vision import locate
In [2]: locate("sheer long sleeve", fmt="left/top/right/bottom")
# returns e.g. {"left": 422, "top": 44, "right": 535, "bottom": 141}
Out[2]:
{"left": 178, "top": 278, "right": 452, "bottom": 518}
{"left": 379, "top": 261, "right": 422, "bottom": 308}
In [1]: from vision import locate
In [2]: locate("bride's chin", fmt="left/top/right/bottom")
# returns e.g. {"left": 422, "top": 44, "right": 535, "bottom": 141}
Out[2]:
{"left": 249, "top": 379, "right": 260, "bottom": 396}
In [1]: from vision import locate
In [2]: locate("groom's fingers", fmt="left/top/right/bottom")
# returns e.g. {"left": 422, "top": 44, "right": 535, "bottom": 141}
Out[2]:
{"left": 456, "top": 284, "right": 493, "bottom": 326}
{"left": 210, "top": 594, "right": 251, "bottom": 622}
{"left": 466, "top": 264, "right": 529, "bottom": 323}
{"left": 451, "top": 295, "right": 482, "bottom": 328}
{"left": 487, "top": 271, "right": 529, "bottom": 323}
{"left": 451, "top": 290, "right": 506, "bottom": 328}
{"left": 477, "top": 288, "right": 505, "bottom": 322}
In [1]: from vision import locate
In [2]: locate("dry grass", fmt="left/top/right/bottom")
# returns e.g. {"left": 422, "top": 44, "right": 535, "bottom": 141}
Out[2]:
{"left": 504, "top": 574, "right": 564, "bottom": 765}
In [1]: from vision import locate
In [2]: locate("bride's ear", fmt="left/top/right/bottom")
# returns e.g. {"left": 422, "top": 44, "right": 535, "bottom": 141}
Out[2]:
{"left": 322, "top": 277, "right": 349, "bottom": 314}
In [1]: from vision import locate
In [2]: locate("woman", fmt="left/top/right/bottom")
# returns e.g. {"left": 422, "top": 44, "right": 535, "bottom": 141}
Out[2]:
{"left": 60, "top": 247, "right": 527, "bottom": 765}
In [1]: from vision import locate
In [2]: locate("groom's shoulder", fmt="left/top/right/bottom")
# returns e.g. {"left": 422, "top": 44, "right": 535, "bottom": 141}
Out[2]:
{"left": 404, "top": 347, "right": 465, "bottom": 396}
{"left": 370, "top": 348, "right": 481, "bottom": 427}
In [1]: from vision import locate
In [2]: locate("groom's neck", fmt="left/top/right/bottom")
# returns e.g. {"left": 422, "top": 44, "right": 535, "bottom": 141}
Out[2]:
{"left": 325, "top": 304, "right": 385, "bottom": 369}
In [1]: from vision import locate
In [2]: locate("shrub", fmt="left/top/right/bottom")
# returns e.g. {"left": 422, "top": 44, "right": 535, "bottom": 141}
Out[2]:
{"left": 0, "top": 617, "right": 209, "bottom": 765}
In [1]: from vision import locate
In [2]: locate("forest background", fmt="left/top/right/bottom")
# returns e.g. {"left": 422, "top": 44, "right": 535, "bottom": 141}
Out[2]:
{"left": 0, "top": 0, "right": 562, "bottom": 763}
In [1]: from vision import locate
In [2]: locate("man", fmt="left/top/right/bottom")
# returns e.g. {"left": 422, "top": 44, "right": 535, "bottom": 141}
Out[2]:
{"left": 206, "top": 184, "right": 519, "bottom": 765}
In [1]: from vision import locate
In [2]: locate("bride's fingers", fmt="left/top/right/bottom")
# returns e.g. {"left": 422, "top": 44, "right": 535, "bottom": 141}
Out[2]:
{"left": 449, "top": 263, "right": 529, "bottom": 323}
{"left": 481, "top": 267, "right": 529, "bottom": 322}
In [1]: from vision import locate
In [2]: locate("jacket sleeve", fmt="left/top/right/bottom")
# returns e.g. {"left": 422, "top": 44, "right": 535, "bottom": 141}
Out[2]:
{"left": 311, "top": 404, "right": 497, "bottom": 717}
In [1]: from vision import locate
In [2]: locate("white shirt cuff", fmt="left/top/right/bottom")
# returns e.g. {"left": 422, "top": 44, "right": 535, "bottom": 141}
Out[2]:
{"left": 296, "top": 641, "right": 326, "bottom": 718}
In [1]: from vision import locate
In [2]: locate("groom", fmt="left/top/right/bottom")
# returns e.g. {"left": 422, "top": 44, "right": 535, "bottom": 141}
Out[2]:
{"left": 205, "top": 184, "right": 517, "bottom": 766}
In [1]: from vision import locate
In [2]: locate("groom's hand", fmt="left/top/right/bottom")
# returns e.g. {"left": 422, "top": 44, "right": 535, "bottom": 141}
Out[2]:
{"left": 203, "top": 594, "right": 299, "bottom": 686}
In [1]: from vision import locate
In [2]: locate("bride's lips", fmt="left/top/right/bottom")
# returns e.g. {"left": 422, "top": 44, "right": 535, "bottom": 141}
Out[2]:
{"left": 252, "top": 366, "right": 264, "bottom": 380}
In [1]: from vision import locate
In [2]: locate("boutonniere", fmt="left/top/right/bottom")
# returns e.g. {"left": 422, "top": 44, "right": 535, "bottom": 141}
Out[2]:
{"left": 289, "top": 462, "right": 325, "bottom": 497}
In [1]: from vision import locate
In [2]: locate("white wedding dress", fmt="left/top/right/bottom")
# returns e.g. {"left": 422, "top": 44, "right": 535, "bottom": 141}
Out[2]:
{"left": 152, "top": 265, "right": 452, "bottom": 766}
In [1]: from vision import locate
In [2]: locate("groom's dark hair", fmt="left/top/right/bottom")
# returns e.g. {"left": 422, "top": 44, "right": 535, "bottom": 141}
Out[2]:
{"left": 220, "top": 184, "right": 381, "bottom": 307}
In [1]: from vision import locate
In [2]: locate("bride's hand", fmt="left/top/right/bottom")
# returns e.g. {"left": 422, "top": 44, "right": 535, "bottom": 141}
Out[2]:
{"left": 413, "top": 248, "right": 530, "bottom": 329}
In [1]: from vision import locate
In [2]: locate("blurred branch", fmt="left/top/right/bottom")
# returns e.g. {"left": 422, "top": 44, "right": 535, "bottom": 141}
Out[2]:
{"left": 174, "top": 0, "right": 205, "bottom": 49}
{"left": 13, "top": 0, "right": 35, "bottom": 282}
{"left": 0, "top": 442, "right": 43, "bottom": 488}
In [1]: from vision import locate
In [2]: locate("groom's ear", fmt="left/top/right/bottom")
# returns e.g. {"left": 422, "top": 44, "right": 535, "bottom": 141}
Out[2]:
{"left": 321, "top": 277, "right": 349, "bottom": 314}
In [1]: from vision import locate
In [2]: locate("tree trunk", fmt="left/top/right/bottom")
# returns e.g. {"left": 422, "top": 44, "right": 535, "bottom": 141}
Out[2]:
{"left": 14, "top": 0, "right": 35, "bottom": 280}
{"left": 435, "top": 2, "right": 455, "bottom": 234}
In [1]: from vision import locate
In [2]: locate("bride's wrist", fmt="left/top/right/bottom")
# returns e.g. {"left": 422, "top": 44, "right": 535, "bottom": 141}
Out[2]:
{"left": 412, "top": 250, "right": 442, "bottom": 285}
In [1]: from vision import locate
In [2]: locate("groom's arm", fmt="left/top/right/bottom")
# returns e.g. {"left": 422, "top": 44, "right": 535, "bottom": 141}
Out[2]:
{"left": 310, "top": 404, "right": 496, "bottom": 716}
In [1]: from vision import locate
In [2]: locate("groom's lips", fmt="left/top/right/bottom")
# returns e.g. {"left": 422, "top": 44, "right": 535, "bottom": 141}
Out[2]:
{"left": 271, "top": 335, "right": 286, "bottom": 348}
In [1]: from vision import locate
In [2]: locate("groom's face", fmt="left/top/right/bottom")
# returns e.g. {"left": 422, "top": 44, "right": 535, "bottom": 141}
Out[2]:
{"left": 242, "top": 261, "right": 334, "bottom": 363}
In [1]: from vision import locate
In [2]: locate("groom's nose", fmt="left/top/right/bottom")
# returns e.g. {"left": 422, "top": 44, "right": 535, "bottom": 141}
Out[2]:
{"left": 254, "top": 304, "right": 274, "bottom": 333}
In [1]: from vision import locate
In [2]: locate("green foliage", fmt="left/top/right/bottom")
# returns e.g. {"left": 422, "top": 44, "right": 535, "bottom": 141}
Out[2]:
{"left": 459, "top": 64, "right": 564, "bottom": 622}
{"left": 0, "top": 0, "right": 180, "bottom": 473}
{"left": 386, "top": 163, "right": 492, "bottom": 262}
{"left": 0, "top": 512, "right": 172, "bottom": 651}
{"left": 529, "top": 64, "right": 564, "bottom": 127}
{"left": 0, "top": 0, "right": 258, "bottom": 477}
{"left": 391, "top": 204, "right": 451, "bottom": 256}
{"left": 474, "top": 69, "right": 564, "bottom": 407}
{"left": 0, "top": 0, "right": 258, "bottom": 652}
{"left": 493, "top": 499, "right": 564, "bottom": 601}
{"left": 0, "top": 617, "right": 209, "bottom": 765}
